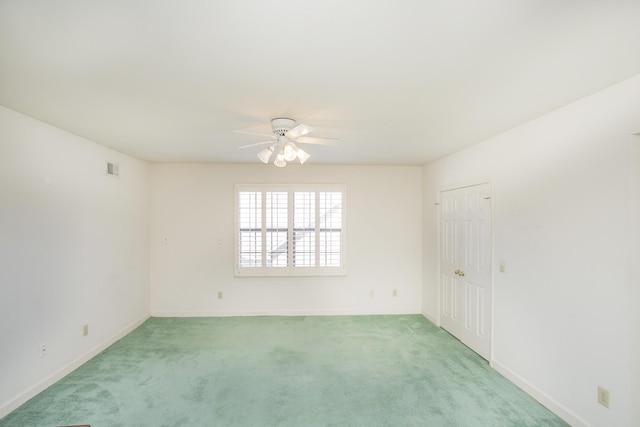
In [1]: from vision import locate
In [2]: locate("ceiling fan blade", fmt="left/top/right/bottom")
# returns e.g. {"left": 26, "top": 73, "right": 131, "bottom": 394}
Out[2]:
{"left": 286, "top": 123, "right": 313, "bottom": 139}
{"left": 295, "top": 136, "right": 340, "bottom": 146}
{"left": 233, "top": 130, "right": 275, "bottom": 138}
{"left": 239, "top": 140, "right": 274, "bottom": 149}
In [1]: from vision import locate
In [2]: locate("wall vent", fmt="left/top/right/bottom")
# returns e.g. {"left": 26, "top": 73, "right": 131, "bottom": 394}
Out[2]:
{"left": 106, "top": 162, "right": 119, "bottom": 177}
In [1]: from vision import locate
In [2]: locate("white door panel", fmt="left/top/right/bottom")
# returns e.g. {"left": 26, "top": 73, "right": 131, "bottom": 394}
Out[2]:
{"left": 439, "top": 183, "right": 492, "bottom": 360}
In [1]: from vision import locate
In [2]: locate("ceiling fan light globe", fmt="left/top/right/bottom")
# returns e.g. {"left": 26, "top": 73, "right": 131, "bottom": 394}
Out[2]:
{"left": 274, "top": 152, "right": 287, "bottom": 167}
{"left": 257, "top": 146, "right": 274, "bottom": 163}
{"left": 283, "top": 142, "right": 298, "bottom": 162}
{"left": 297, "top": 148, "right": 311, "bottom": 164}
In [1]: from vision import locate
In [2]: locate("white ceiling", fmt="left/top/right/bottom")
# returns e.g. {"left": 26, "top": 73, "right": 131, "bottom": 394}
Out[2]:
{"left": 2, "top": 1, "right": 640, "bottom": 165}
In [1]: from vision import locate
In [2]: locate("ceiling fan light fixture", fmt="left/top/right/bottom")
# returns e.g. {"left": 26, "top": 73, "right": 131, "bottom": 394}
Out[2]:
{"left": 257, "top": 146, "right": 274, "bottom": 163}
{"left": 282, "top": 142, "right": 298, "bottom": 162}
{"left": 297, "top": 148, "right": 311, "bottom": 164}
{"left": 236, "top": 118, "right": 337, "bottom": 167}
{"left": 274, "top": 152, "right": 287, "bottom": 168}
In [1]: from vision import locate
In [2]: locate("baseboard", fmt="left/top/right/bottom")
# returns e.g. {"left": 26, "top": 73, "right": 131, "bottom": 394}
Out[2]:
{"left": 421, "top": 310, "right": 439, "bottom": 325}
{"left": 0, "top": 314, "right": 150, "bottom": 420}
{"left": 151, "top": 308, "right": 422, "bottom": 317}
{"left": 491, "top": 358, "right": 590, "bottom": 427}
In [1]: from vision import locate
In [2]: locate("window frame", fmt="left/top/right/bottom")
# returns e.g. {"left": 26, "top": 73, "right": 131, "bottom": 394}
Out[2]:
{"left": 235, "top": 184, "right": 346, "bottom": 277}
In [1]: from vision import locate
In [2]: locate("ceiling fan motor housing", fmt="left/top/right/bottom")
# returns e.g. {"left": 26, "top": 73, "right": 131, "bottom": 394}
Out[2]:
{"left": 271, "top": 118, "right": 296, "bottom": 136}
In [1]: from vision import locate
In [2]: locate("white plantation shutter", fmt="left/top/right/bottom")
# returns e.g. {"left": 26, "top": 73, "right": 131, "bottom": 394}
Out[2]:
{"left": 294, "top": 192, "right": 315, "bottom": 267}
{"left": 266, "top": 192, "right": 288, "bottom": 267}
{"left": 236, "top": 185, "right": 345, "bottom": 276}
{"left": 238, "top": 191, "right": 261, "bottom": 267}
{"left": 319, "top": 191, "right": 342, "bottom": 267}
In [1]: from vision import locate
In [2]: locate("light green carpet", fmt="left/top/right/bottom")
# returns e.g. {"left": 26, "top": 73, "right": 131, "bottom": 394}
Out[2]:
{"left": 0, "top": 315, "right": 568, "bottom": 426}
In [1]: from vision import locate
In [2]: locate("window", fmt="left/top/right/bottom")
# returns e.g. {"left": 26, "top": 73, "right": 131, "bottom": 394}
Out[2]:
{"left": 236, "top": 184, "right": 345, "bottom": 276}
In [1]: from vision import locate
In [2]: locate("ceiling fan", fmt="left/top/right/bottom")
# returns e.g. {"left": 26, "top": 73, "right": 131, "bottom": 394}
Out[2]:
{"left": 235, "top": 118, "right": 338, "bottom": 167}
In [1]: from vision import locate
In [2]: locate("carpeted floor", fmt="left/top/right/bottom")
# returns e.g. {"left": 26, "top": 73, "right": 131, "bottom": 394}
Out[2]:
{"left": 0, "top": 315, "right": 568, "bottom": 427}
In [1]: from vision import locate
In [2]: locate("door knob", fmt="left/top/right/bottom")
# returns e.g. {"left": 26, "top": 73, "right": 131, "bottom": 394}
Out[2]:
{"left": 454, "top": 269, "right": 465, "bottom": 277}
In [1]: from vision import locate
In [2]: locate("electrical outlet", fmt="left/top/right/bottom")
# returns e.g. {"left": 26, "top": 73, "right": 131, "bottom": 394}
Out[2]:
{"left": 499, "top": 261, "right": 506, "bottom": 273}
{"left": 217, "top": 291, "right": 223, "bottom": 300}
{"left": 40, "top": 343, "right": 47, "bottom": 357}
{"left": 392, "top": 289, "right": 398, "bottom": 297}
{"left": 597, "top": 385, "right": 610, "bottom": 409}
{"left": 369, "top": 290, "right": 375, "bottom": 298}
{"left": 83, "top": 324, "right": 89, "bottom": 337}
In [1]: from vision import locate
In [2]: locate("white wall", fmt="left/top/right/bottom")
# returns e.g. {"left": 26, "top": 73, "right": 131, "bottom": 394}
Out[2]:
{"left": 2, "top": 79, "right": 635, "bottom": 425}
{"left": 0, "top": 106, "right": 150, "bottom": 418}
{"left": 150, "top": 163, "right": 422, "bottom": 316}
{"left": 630, "top": 134, "right": 640, "bottom": 426}
{"left": 422, "top": 75, "right": 640, "bottom": 427}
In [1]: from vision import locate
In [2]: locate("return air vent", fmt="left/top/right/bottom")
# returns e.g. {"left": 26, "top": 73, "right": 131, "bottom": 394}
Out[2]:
{"left": 106, "top": 162, "right": 119, "bottom": 177}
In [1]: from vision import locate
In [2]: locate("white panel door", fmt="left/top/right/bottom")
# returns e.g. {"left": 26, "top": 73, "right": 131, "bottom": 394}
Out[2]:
{"left": 439, "top": 183, "right": 492, "bottom": 360}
